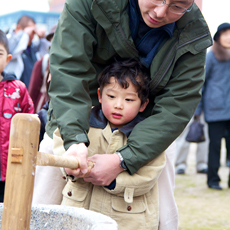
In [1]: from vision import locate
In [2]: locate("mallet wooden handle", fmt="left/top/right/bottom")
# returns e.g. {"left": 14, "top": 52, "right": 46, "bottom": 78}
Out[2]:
{"left": 36, "top": 151, "right": 94, "bottom": 170}
{"left": 2, "top": 114, "right": 41, "bottom": 230}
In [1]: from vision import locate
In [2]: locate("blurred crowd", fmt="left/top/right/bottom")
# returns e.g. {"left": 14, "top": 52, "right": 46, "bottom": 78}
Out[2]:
{"left": 0, "top": 15, "right": 56, "bottom": 201}
{"left": 4, "top": 15, "right": 56, "bottom": 139}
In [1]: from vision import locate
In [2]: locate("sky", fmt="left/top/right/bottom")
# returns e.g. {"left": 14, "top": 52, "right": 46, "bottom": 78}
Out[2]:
{"left": 0, "top": 0, "right": 230, "bottom": 39}
{"left": 202, "top": 0, "right": 230, "bottom": 38}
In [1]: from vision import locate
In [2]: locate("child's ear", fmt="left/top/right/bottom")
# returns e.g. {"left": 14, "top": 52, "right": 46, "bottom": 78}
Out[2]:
{"left": 139, "top": 99, "right": 149, "bottom": 112}
{"left": 97, "top": 88, "right": 102, "bottom": 103}
{"left": 6, "top": 54, "right": 12, "bottom": 64}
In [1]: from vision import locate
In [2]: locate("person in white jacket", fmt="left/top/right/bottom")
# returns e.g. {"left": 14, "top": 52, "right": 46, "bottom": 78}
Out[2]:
{"left": 175, "top": 114, "right": 209, "bottom": 174}
{"left": 5, "top": 15, "right": 49, "bottom": 88}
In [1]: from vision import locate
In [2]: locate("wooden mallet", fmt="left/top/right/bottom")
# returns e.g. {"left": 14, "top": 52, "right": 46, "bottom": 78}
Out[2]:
{"left": 1, "top": 113, "right": 93, "bottom": 230}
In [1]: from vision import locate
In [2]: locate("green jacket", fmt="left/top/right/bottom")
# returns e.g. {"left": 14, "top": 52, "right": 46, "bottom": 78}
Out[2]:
{"left": 47, "top": 0, "right": 212, "bottom": 174}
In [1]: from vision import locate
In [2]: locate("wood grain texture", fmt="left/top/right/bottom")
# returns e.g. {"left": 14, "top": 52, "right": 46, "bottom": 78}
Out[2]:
{"left": 2, "top": 114, "right": 40, "bottom": 230}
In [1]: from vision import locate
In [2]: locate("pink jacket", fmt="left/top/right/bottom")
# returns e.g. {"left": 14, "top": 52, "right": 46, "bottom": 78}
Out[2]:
{"left": 0, "top": 72, "right": 34, "bottom": 181}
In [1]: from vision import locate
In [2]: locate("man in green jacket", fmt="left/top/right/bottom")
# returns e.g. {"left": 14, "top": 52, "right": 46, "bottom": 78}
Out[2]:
{"left": 47, "top": 0, "right": 212, "bottom": 228}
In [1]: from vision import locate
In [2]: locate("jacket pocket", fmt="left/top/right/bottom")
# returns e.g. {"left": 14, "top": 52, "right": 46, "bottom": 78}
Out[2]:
{"left": 111, "top": 196, "right": 148, "bottom": 230}
{"left": 111, "top": 195, "right": 146, "bottom": 214}
{"left": 61, "top": 181, "right": 91, "bottom": 208}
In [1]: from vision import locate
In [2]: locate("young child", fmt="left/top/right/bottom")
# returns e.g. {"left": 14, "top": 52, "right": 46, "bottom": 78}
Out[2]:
{"left": 0, "top": 30, "right": 34, "bottom": 202}
{"left": 54, "top": 59, "right": 166, "bottom": 230}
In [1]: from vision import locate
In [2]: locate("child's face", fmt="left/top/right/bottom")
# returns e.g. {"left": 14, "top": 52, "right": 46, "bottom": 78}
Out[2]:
{"left": 98, "top": 77, "right": 148, "bottom": 129}
{"left": 138, "top": 0, "right": 193, "bottom": 28}
{"left": 0, "top": 44, "right": 11, "bottom": 74}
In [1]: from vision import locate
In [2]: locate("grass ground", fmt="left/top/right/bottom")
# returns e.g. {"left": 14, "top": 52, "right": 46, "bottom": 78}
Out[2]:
{"left": 174, "top": 143, "right": 230, "bottom": 230}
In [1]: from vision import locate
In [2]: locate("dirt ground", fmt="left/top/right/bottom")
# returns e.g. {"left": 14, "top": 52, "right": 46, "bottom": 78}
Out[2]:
{"left": 174, "top": 141, "right": 230, "bottom": 230}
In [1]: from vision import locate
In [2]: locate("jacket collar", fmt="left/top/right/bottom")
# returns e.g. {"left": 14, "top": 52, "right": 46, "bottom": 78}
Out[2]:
{"left": 89, "top": 105, "right": 145, "bottom": 137}
{"left": 1, "top": 72, "right": 17, "bottom": 81}
{"left": 175, "top": 4, "right": 211, "bottom": 46}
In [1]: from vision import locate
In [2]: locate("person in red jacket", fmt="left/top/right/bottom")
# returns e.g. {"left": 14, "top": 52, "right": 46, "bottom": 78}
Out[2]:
{"left": 28, "top": 24, "right": 57, "bottom": 113}
{"left": 0, "top": 30, "right": 34, "bottom": 202}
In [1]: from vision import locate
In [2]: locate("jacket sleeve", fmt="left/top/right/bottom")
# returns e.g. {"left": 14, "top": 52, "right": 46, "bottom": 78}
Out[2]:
{"left": 7, "top": 31, "right": 29, "bottom": 58}
{"left": 195, "top": 51, "right": 213, "bottom": 116}
{"left": 20, "top": 83, "right": 35, "bottom": 114}
{"left": 104, "top": 152, "right": 166, "bottom": 197}
{"left": 119, "top": 50, "right": 206, "bottom": 174}
{"left": 48, "top": 0, "right": 97, "bottom": 149}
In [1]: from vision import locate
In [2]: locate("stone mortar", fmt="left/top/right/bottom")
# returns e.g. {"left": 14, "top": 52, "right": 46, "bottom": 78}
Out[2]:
{"left": 0, "top": 204, "right": 118, "bottom": 230}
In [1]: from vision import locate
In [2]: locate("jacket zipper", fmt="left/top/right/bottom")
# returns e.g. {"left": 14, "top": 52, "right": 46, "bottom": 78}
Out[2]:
{"left": 117, "top": 25, "right": 138, "bottom": 54}
{"left": 94, "top": 1, "right": 138, "bottom": 56}
{"left": 151, "top": 32, "right": 210, "bottom": 90}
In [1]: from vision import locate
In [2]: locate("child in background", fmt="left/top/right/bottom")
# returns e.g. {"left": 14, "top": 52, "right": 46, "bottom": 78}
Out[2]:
{"left": 54, "top": 59, "right": 166, "bottom": 230}
{"left": 0, "top": 30, "right": 34, "bottom": 202}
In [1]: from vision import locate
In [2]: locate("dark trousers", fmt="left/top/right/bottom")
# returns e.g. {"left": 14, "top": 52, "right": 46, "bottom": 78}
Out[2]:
{"left": 224, "top": 129, "right": 230, "bottom": 160}
{"left": 207, "top": 120, "right": 230, "bottom": 186}
{"left": 0, "top": 181, "right": 5, "bottom": 202}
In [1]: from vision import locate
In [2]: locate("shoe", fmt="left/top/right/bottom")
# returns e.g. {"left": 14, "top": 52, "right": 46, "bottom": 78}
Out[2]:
{"left": 208, "top": 184, "right": 222, "bottom": 190}
{"left": 176, "top": 169, "right": 185, "bottom": 174}
{"left": 197, "top": 168, "right": 208, "bottom": 174}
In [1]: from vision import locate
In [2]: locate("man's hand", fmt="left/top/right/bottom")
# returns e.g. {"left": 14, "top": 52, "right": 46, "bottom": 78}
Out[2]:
{"left": 84, "top": 154, "right": 124, "bottom": 186}
{"left": 194, "top": 115, "right": 201, "bottom": 121}
{"left": 23, "top": 25, "right": 36, "bottom": 36}
{"left": 36, "top": 28, "right": 46, "bottom": 38}
{"left": 64, "top": 143, "right": 88, "bottom": 177}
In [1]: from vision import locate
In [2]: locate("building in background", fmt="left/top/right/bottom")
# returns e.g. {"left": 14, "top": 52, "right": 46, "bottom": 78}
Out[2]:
{"left": 48, "top": 0, "right": 202, "bottom": 13}
{"left": 48, "top": 0, "right": 65, "bottom": 13}
{"left": 0, "top": 10, "right": 60, "bottom": 33}
{"left": 0, "top": 0, "right": 65, "bottom": 33}
{"left": 48, "top": 0, "right": 203, "bottom": 13}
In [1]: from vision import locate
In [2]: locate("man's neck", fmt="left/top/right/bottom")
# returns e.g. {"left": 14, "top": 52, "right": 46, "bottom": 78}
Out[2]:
{"left": 0, "top": 74, "right": 3, "bottom": 82}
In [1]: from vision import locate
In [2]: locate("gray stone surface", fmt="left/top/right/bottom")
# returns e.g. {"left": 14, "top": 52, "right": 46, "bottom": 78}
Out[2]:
{"left": 0, "top": 204, "right": 118, "bottom": 230}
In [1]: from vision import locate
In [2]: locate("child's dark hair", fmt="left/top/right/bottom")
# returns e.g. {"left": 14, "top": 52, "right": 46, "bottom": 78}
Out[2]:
{"left": 0, "top": 30, "right": 9, "bottom": 54}
{"left": 98, "top": 58, "right": 150, "bottom": 104}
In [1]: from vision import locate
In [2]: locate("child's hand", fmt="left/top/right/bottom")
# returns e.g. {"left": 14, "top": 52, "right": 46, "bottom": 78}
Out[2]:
{"left": 63, "top": 143, "right": 88, "bottom": 177}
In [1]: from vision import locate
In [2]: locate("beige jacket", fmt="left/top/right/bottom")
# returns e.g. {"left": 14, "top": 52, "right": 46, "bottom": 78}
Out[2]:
{"left": 54, "top": 122, "right": 166, "bottom": 230}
